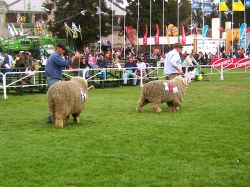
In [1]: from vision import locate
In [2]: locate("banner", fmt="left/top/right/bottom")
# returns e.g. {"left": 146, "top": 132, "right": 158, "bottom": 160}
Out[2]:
{"left": 7, "top": 24, "right": 15, "bottom": 37}
{"left": 78, "top": 25, "right": 82, "bottom": 40}
{"left": 166, "top": 26, "right": 170, "bottom": 46}
{"left": 219, "top": 0, "right": 229, "bottom": 11}
{"left": 202, "top": 25, "right": 209, "bottom": 45}
{"left": 233, "top": 0, "right": 245, "bottom": 11}
{"left": 181, "top": 23, "right": 186, "bottom": 45}
{"left": 192, "top": 0, "right": 201, "bottom": 11}
{"left": 64, "top": 23, "right": 73, "bottom": 37}
{"left": 154, "top": 24, "right": 160, "bottom": 45}
{"left": 211, "top": 58, "right": 250, "bottom": 68}
{"left": 239, "top": 23, "right": 247, "bottom": 46}
{"left": 125, "top": 26, "right": 136, "bottom": 45}
{"left": 203, "top": 1, "right": 213, "bottom": 14}
{"left": 246, "top": 0, "right": 250, "bottom": 9}
{"left": 72, "top": 22, "right": 80, "bottom": 32}
{"left": 143, "top": 25, "right": 148, "bottom": 45}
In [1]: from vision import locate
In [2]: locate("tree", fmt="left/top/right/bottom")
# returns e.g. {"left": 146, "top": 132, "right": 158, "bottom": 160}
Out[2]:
{"left": 123, "top": 0, "right": 191, "bottom": 37}
{"left": 44, "top": 0, "right": 113, "bottom": 48}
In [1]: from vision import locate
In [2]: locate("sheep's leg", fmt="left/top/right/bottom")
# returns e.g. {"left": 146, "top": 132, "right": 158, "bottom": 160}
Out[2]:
{"left": 172, "top": 99, "right": 181, "bottom": 112}
{"left": 72, "top": 113, "right": 80, "bottom": 124}
{"left": 167, "top": 102, "right": 174, "bottom": 112}
{"left": 63, "top": 115, "right": 70, "bottom": 125}
{"left": 136, "top": 97, "right": 147, "bottom": 112}
{"left": 152, "top": 102, "right": 162, "bottom": 113}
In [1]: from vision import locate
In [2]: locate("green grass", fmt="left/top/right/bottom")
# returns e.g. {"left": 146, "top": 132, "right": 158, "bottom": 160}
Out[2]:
{"left": 0, "top": 73, "right": 250, "bottom": 186}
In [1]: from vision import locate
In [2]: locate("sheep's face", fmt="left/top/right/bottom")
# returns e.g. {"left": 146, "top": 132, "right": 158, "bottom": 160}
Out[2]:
{"left": 71, "top": 77, "right": 88, "bottom": 90}
{"left": 183, "top": 72, "right": 192, "bottom": 85}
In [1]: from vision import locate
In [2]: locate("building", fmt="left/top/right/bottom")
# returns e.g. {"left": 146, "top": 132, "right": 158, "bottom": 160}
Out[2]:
{"left": 0, "top": 0, "right": 51, "bottom": 38}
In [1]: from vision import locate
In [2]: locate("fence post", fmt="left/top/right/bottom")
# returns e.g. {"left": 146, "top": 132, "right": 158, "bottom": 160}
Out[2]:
{"left": 220, "top": 62, "right": 224, "bottom": 80}
{"left": 140, "top": 67, "right": 143, "bottom": 87}
{"left": 2, "top": 74, "right": 8, "bottom": 99}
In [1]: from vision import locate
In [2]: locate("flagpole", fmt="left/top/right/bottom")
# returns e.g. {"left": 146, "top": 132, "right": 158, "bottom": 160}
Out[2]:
{"left": 244, "top": 0, "right": 247, "bottom": 52}
{"left": 202, "top": 0, "right": 205, "bottom": 49}
{"left": 150, "top": 0, "right": 152, "bottom": 57}
{"left": 162, "top": 0, "right": 165, "bottom": 53}
{"left": 191, "top": 4, "right": 192, "bottom": 36}
{"left": 232, "top": 4, "right": 234, "bottom": 56}
{"left": 177, "top": 0, "right": 180, "bottom": 42}
{"left": 137, "top": 0, "right": 140, "bottom": 56}
{"left": 124, "top": 8, "right": 126, "bottom": 59}
{"left": 99, "top": 0, "right": 102, "bottom": 53}
{"left": 112, "top": 0, "right": 114, "bottom": 58}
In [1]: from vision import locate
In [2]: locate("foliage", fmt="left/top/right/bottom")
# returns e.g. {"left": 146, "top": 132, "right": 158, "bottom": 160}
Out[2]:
{"left": 124, "top": 0, "right": 191, "bottom": 36}
{"left": 0, "top": 72, "right": 250, "bottom": 186}
{"left": 44, "top": 0, "right": 112, "bottom": 48}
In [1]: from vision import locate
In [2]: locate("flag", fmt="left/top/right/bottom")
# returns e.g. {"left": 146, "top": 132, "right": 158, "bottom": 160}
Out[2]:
{"left": 219, "top": 0, "right": 229, "bottom": 11}
{"left": 239, "top": 23, "right": 247, "bottom": 46}
{"left": 78, "top": 25, "right": 82, "bottom": 40}
{"left": 233, "top": 0, "right": 245, "bottom": 11}
{"left": 72, "top": 22, "right": 80, "bottom": 32}
{"left": 73, "top": 32, "right": 78, "bottom": 39}
{"left": 166, "top": 26, "right": 170, "bottom": 46}
{"left": 64, "top": 23, "right": 73, "bottom": 37}
{"left": 202, "top": 25, "right": 209, "bottom": 45}
{"left": 181, "top": 23, "right": 186, "bottom": 45}
{"left": 143, "top": 25, "right": 148, "bottom": 45}
{"left": 246, "top": 0, "right": 250, "bottom": 9}
{"left": 125, "top": 26, "right": 135, "bottom": 45}
{"left": 154, "top": 24, "right": 160, "bottom": 45}
{"left": 72, "top": 22, "right": 79, "bottom": 39}
{"left": 8, "top": 24, "right": 15, "bottom": 37}
{"left": 11, "top": 23, "right": 18, "bottom": 36}
{"left": 19, "top": 24, "right": 24, "bottom": 35}
{"left": 192, "top": 0, "right": 201, "bottom": 11}
{"left": 203, "top": 0, "right": 213, "bottom": 14}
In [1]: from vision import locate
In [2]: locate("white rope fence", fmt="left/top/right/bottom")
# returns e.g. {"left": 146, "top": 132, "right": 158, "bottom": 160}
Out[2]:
{"left": 0, "top": 63, "right": 249, "bottom": 99}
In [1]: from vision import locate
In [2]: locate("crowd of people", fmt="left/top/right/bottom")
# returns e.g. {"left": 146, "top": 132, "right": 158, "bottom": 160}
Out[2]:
{"left": 0, "top": 43, "right": 250, "bottom": 85}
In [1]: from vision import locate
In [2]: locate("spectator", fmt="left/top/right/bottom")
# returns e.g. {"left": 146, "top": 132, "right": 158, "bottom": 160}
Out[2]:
{"left": 182, "top": 53, "right": 199, "bottom": 73}
{"left": 113, "top": 53, "right": 122, "bottom": 69}
{"left": 0, "top": 52, "right": 4, "bottom": 66}
{"left": 96, "top": 53, "right": 107, "bottom": 79}
{"left": 197, "top": 52, "right": 206, "bottom": 65}
{"left": 88, "top": 52, "right": 97, "bottom": 69}
{"left": 183, "top": 53, "right": 199, "bottom": 67}
{"left": 123, "top": 56, "right": 137, "bottom": 85}
{"left": 137, "top": 55, "right": 147, "bottom": 84}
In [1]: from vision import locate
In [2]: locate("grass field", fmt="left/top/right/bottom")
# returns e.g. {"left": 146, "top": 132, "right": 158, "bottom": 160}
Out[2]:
{"left": 0, "top": 73, "right": 250, "bottom": 186}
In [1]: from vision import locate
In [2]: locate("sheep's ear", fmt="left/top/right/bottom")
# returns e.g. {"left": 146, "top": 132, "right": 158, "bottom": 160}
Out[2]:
{"left": 82, "top": 79, "right": 88, "bottom": 89}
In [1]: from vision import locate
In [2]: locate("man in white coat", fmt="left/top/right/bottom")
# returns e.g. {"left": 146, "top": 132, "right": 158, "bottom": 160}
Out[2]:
{"left": 164, "top": 43, "right": 183, "bottom": 80}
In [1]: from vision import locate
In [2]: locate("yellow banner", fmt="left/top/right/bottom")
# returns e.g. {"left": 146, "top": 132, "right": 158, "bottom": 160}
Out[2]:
{"left": 219, "top": 2, "right": 229, "bottom": 11}
{"left": 233, "top": 0, "right": 245, "bottom": 11}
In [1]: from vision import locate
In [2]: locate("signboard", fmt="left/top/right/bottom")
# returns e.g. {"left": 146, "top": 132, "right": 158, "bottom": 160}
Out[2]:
{"left": 196, "top": 39, "right": 225, "bottom": 54}
{"left": 211, "top": 58, "right": 250, "bottom": 68}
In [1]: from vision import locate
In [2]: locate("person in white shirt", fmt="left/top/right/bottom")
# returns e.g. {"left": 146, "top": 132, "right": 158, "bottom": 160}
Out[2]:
{"left": 183, "top": 53, "right": 199, "bottom": 66}
{"left": 164, "top": 43, "right": 183, "bottom": 80}
{"left": 136, "top": 55, "right": 147, "bottom": 84}
{"left": 182, "top": 53, "right": 199, "bottom": 73}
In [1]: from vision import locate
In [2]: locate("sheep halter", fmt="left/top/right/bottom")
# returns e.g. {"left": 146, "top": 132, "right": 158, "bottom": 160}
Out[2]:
{"left": 80, "top": 89, "right": 87, "bottom": 103}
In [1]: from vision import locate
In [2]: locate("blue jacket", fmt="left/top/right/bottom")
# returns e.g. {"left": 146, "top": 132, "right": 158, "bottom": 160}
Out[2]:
{"left": 45, "top": 52, "right": 71, "bottom": 80}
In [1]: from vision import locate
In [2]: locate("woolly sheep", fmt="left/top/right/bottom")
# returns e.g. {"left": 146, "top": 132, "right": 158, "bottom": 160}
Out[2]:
{"left": 136, "top": 73, "right": 192, "bottom": 113}
{"left": 47, "top": 77, "right": 89, "bottom": 128}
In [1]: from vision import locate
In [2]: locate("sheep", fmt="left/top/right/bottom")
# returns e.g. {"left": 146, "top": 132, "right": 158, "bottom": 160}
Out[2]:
{"left": 136, "top": 72, "right": 192, "bottom": 113}
{"left": 47, "top": 77, "right": 89, "bottom": 128}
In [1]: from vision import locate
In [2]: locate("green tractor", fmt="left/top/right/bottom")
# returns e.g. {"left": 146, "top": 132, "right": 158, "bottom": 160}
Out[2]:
{"left": 0, "top": 35, "right": 66, "bottom": 58}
